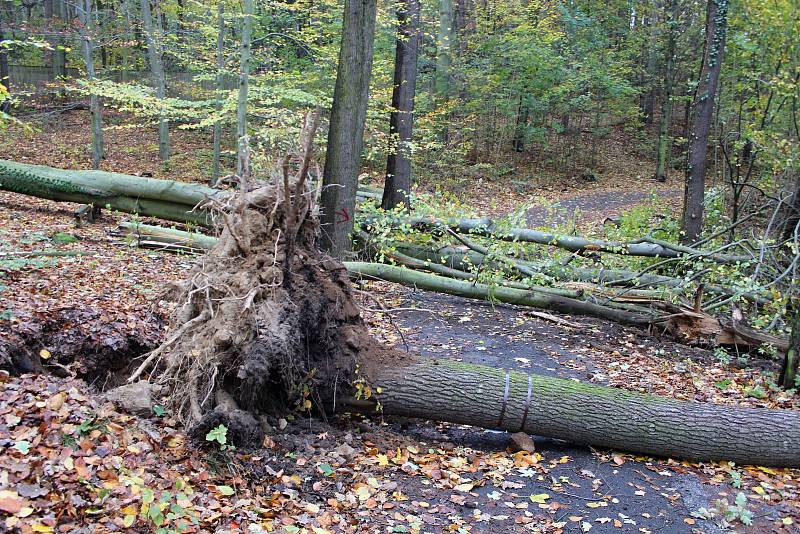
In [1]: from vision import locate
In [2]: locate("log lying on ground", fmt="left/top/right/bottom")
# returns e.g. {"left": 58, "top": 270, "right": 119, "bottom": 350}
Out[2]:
{"left": 1, "top": 159, "right": 750, "bottom": 264}
{"left": 345, "top": 262, "right": 656, "bottom": 326}
{"left": 0, "top": 159, "right": 221, "bottom": 225}
{"left": 363, "top": 214, "right": 751, "bottom": 263}
{"left": 116, "top": 222, "right": 218, "bottom": 250}
{"left": 396, "top": 243, "right": 770, "bottom": 305}
{"left": 0, "top": 159, "right": 379, "bottom": 227}
{"left": 364, "top": 359, "right": 800, "bottom": 466}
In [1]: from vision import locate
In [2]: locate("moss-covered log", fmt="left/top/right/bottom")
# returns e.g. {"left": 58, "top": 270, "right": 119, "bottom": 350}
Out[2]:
{"left": 0, "top": 159, "right": 218, "bottom": 225}
{"left": 117, "top": 222, "right": 218, "bottom": 250}
{"left": 397, "top": 243, "right": 770, "bottom": 305}
{"left": 345, "top": 262, "right": 655, "bottom": 326}
{"left": 0, "top": 160, "right": 383, "bottom": 226}
{"left": 365, "top": 359, "right": 800, "bottom": 466}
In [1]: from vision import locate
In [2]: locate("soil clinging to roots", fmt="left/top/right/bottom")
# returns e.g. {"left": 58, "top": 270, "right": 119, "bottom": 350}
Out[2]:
{"left": 132, "top": 165, "right": 386, "bottom": 444}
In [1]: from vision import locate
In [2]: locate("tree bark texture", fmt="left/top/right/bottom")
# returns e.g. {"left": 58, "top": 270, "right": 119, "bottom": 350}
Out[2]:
{"left": 0, "top": 23, "right": 9, "bottom": 114}
{"left": 367, "top": 358, "right": 800, "bottom": 466}
{"left": 319, "top": 0, "right": 378, "bottom": 257}
{"left": 435, "top": 0, "right": 453, "bottom": 100}
{"left": 681, "top": 0, "right": 728, "bottom": 243}
{"left": 363, "top": 214, "right": 750, "bottom": 262}
{"left": 382, "top": 0, "right": 420, "bottom": 211}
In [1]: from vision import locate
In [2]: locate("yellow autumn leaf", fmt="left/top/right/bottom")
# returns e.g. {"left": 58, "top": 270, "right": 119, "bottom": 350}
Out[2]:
{"left": 121, "top": 504, "right": 138, "bottom": 516}
{"left": 454, "top": 483, "right": 474, "bottom": 492}
{"left": 753, "top": 486, "right": 766, "bottom": 495}
{"left": 39, "top": 349, "right": 51, "bottom": 360}
{"left": 16, "top": 507, "right": 34, "bottom": 518}
{"left": 31, "top": 525, "right": 54, "bottom": 533}
{"left": 529, "top": 493, "right": 550, "bottom": 504}
{"left": 586, "top": 501, "right": 607, "bottom": 508}
{"left": 376, "top": 454, "right": 389, "bottom": 466}
{"left": 781, "top": 517, "right": 793, "bottom": 525}
{"left": 123, "top": 514, "right": 136, "bottom": 528}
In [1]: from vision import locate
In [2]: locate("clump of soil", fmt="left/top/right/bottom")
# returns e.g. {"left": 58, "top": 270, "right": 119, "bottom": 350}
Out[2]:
{"left": 136, "top": 165, "right": 389, "bottom": 444}
{"left": 0, "top": 306, "right": 163, "bottom": 387}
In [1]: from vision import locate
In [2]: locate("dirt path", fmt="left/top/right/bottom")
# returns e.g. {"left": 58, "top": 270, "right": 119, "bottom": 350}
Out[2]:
{"left": 526, "top": 188, "right": 682, "bottom": 228}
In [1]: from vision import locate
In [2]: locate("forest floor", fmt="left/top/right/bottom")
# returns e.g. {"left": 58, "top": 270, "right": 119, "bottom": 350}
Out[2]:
{"left": 0, "top": 112, "right": 798, "bottom": 533}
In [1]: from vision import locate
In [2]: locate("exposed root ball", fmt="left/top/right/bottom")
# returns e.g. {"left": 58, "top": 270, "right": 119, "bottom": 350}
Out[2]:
{"left": 135, "top": 176, "right": 377, "bottom": 444}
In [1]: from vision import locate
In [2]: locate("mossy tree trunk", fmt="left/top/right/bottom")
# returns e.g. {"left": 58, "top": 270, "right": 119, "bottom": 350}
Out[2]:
{"left": 0, "top": 22, "right": 9, "bottom": 114}
{"left": 319, "top": 0, "right": 378, "bottom": 257}
{"left": 51, "top": 0, "right": 67, "bottom": 82}
{"left": 0, "top": 159, "right": 220, "bottom": 225}
{"left": 365, "top": 359, "right": 800, "bottom": 467}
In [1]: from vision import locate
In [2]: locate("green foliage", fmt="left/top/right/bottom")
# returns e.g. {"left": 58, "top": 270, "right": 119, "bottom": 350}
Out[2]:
{"left": 205, "top": 424, "right": 228, "bottom": 446}
{"left": 693, "top": 492, "right": 754, "bottom": 527}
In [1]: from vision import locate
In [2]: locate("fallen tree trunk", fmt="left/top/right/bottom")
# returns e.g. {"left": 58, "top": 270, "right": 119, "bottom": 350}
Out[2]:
{"left": 364, "top": 214, "right": 751, "bottom": 263}
{"left": 0, "top": 159, "right": 378, "bottom": 227}
{"left": 0, "top": 159, "right": 220, "bottom": 225}
{"left": 116, "top": 222, "right": 218, "bottom": 250}
{"left": 365, "top": 359, "right": 800, "bottom": 466}
{"left": 1, "top": 159, "right": 750, "bottom": 264}
{"left": 345, "top": 262, "right": 656, "bottom": 326}
{"left": 396, "top": 243, "right": 771, "bottom": 305}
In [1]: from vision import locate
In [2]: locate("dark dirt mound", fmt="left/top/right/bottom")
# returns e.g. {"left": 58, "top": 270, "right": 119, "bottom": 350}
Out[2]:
{"left": 0, "top": 305, "right": 163, "bottom": 387}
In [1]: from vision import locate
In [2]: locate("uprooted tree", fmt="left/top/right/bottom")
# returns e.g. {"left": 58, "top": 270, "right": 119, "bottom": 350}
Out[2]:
{"left": 108, "top": 148, "right": 800, "bottom": 467}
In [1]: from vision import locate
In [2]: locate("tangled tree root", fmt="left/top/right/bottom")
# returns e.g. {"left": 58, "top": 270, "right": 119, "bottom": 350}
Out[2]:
{"left": 131, "top": 154, "right": 386, "bottom": 444}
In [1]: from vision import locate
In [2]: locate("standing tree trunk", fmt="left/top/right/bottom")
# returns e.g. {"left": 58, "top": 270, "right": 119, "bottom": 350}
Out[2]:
{"left": 0, "top": 23, "right": 9, "bottom": 114}
{"left": 681, "top": 0, "right": 728, "bottom": 244}
{"left": 654, "top": 0, "right": 677, "bottom": 182}
{"left": 640, "top": 0, "right": 659, "bottom": 125}
{"left": 781, "top": 303, "right": 800, "bottom": 390}
{"left": 235, "top": 0, "right": 253, "bottom": 176}
{"left": 51, "top": 0, "right": 67, "bottom": 83}
{"left": 319, "top": 0, "right": 378, "bottom": 257}
{"left": 140, "top": 0, "right": 170, "bottom": 161}
{"left": 512, "top": 93, "right": 529, "bottom": 153}
{"left": 435, "top": 0, "right": 453, "bottom": 100}
{"left": 211, "top": 3, "right": 225, "bottom": 186}
{"left": 382, "top": 0, "right": 419, "bottom": 212}
{"left": 77, "top": 0, "right": 104, "bottom": 169}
